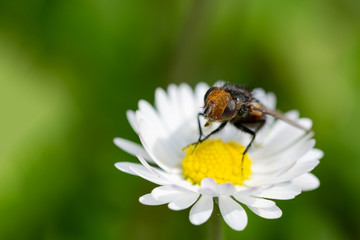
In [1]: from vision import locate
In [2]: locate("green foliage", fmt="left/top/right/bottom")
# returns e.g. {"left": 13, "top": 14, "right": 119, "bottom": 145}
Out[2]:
{"left": 0, "top": 0, "right": 359, "bottom": 239}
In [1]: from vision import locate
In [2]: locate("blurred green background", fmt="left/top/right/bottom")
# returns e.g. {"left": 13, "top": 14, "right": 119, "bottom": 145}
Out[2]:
{"left": 1, "top": 0, "right": 359, "bottom": 239}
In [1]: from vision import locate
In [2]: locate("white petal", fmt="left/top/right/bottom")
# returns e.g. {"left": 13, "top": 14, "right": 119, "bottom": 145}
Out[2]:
{"left": 234, "top": 196, "right": 275, "bottom": 208}
{"left": 135, "top": 154, "right": 171, "bottom": 181}
{"left": 222, "top": 123, "right": 245, "bottom": 142}
{"left": 138, "top": 118, "right": 182, "bottom": 172}
{"left": 126, "top": 110, "right": 139, "bottom": 132}
{"left": 154, "top": 84, "right": 200, "bottom": 147}
{"left": 137, "top": 100, "right": 180, "bottom": 154}
{"left": 274, "top": 159, "right": 320, "bottom": 184}
{"left": 214, "top": 80, "right": 227, "bottom": 87}
{"left": 244, "top": 159, "right": 297, "bottom": 187}
{"left": 129, "top": 165, "right": 169, "bottom": 185}
{"left": 168, "top": 193, "right": 199, "bottom": 210}
{"left": 139, "top": 193, "right": 166, "bottom": 205}
{"left": 113, "top": 137, "right": 153, "bottom": 162}
{"left": 253, "top": 184, "right": 301, "bottom": 200}
{"left": 298, "top": 148, "right": 324, "bottom": 163}
{"left": 255, "top": 117, "right": 312, "bottom": 159}
{"left": 194, "top": 82, "right": 209, "bottom": 107}
{"left": 189, "top": 195, "right": 214, "bottom": 225}
{"left": 218, "top": 183, "right": 235, "bottom": 196}
{"left": 251, "top": 139, "right": 315, "bottom": 174}
{"left": 114, "top": 162, "right": 143, "bottom": 176}
{"left": 137, "top": 101, "right": 173, "bottom": 148}
{"left": 151, "top": 185, "right": 191, "bottom": 202}
{"left": 178, "top": 83, "right": 197, "bottom": 120}
{"left": 248, "top": 205, "right": 282, "bottom": 219}
{"left": 266, "top": 92, "right": 277, "bottom": 110}
{"left": 198, "top": 178, "right": 219, "bottom": 197}
{"left": 155, "top": 87, "right": 179, "bottom": 132}
{"left": 138, "top": 100, "right": 163, "bottom": 129}
{"left": 247, "top": 151, "right": 320, "bottom": 187}
{"left": 292, "top": 173, "right": 320, "bottom": 191}
{"left": 255, "top": 111, "right": 299, "bottom": 149}
{"left": 252, "top": 88, "right": 276, "bottom": 109}
{"left": 233, "top": 186, "right": 259, "bottom": 196}
{"left": 115, "top": 159, "right": 176, "bottom": 188}
{"left": 137, "top": 120, "right": 180, "bottom": 173}
{"left": 243, "top": 174, "right": 272, "bottom": 187}
{"left": 219, "top": 196, "right": 248, "bottom": 231}
{"left": 155, "top": 85, "right": 197, "bottom": 143}
{"left": 167, "top": 84, "right": 184, "bottom": 129}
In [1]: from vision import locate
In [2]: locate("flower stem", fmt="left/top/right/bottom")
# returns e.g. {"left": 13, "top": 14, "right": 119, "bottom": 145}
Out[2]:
{"left": 207, "top": 198, "right": 223, "bottom": 240}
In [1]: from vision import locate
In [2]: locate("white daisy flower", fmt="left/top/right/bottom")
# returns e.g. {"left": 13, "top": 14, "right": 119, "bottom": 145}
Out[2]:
{"left": 114, "top": 82, "right": 322, "bottom": 231}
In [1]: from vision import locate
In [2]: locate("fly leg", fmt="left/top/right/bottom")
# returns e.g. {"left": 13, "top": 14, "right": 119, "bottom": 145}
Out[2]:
{"left": 191, "top": 113, "right": 227, "bottom": 152}
{"left": 190, "top": 113, "right": 205, "bottom": 152}
{"left": 233, "top": 120, "right": 265, "bottom": 176}
{"left": 199, "top": 121, "right": 227, "bottom": 143}
{"left": 234, "top": 124, "right": 256, "bottom": 155}
{"left": 196, "top": 113, "right": 205, "bottom": 142}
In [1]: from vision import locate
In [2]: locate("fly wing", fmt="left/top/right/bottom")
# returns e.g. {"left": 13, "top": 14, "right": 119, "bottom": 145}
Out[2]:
{"left": 252, "top": 105, "right": 313, "bottom": 133}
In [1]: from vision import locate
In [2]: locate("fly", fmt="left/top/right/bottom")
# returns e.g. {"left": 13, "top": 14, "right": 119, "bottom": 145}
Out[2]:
{"left": 193, "top": 83, "right": 312, "bottom": 173}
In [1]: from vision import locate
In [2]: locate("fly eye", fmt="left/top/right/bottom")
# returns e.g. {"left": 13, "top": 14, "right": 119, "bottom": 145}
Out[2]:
{"left": 204, "top": 87, "right": 217, "bottom": 102}
{"left": 222, "top": 100, "right": 236, "bottom": 119}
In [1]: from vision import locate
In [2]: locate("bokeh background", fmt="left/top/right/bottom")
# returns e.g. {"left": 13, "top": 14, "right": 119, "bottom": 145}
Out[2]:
{"left": 1, "top": 0, "right": 360, "bottom": 239}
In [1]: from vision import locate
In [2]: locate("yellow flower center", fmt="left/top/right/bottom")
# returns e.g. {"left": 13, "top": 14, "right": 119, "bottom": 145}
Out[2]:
{"left": 182, "top": 140, "right": 252, "bottom": 185}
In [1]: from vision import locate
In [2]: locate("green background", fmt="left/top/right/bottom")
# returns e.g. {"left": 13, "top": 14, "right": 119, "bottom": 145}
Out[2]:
{"left": 1, "top": 0, "right": 359, "bottom": 239}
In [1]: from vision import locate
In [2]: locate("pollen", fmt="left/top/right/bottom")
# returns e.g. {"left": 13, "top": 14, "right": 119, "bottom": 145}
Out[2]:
{"left": 182, "top": 140, "right": 252, "bottom": 185}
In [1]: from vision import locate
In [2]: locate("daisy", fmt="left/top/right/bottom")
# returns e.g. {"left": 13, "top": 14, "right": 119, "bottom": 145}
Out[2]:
{"left": 114, "top": 82, "right": 322, "bottom": 231}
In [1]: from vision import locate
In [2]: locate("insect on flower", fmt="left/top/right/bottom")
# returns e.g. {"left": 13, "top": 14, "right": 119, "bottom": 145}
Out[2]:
{"left": 114, "top": 82, "right": 322, "bottom": 231}
{"left": 193, "top": 83, "right": 313, "bottom": 170}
